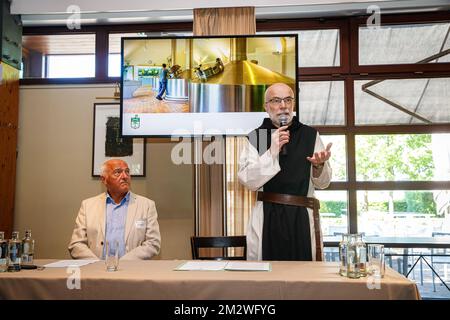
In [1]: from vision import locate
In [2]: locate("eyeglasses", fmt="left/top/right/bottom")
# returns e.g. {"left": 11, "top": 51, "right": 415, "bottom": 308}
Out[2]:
{"left": 266, "top": 96, "right": 295, "bottom": 106}
{"left": 111, "top": 168, "right": 130, "bottom": 177}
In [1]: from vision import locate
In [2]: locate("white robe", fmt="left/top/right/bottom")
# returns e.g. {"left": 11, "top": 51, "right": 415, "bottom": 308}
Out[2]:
{"left": 237, "top": 132, "right": 332, "bottom": 261}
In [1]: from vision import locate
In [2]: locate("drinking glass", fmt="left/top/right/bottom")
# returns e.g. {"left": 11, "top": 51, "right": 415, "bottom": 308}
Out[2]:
{"left": 367, "top": 244, "right": 385, "bottom": 278}
{"left": 105, "top": 240, "right": 119, "bottom": 272}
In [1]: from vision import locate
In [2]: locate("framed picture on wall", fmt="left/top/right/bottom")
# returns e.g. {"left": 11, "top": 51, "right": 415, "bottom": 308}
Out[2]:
{"left": 92, "top": 103, "right": 146, "bottom": 177}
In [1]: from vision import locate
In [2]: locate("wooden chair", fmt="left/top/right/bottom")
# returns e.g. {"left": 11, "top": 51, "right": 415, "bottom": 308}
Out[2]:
{"left": 190, "top": 236, "right": 247, "bottom": 260}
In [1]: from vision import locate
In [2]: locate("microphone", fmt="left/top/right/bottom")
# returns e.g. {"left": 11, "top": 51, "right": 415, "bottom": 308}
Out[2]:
{"left": 279, "top": 114, "right": 288, "bottom": 156}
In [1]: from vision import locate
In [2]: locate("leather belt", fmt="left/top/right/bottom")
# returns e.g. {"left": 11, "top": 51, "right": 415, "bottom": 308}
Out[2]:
{"left": 257, "top": 191, "right": 323, "bottom": 261}
{"left": 257, "top": 192, "right": 320, "bottom": 210}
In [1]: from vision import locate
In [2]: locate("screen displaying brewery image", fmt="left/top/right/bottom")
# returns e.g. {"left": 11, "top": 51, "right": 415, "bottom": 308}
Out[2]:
{"left": 121, "top": 34, "right": 298, "bottom": 136}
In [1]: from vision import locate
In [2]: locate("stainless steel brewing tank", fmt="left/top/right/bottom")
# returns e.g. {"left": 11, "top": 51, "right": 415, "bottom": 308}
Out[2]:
{"left": 166, "top": 78, "right": 189, "bottom": 101}
{"left": 151, "top": 77, "right": 160, "bottom": 91}
{"left": 190, "top": 83, "right": 266, "bottom": 112}
{"left": 189, "top": 60, "right": 295, "bottom": 112}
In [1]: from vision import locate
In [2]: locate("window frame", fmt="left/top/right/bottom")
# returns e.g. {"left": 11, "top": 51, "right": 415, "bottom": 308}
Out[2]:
{"left": 20, "top": 22, "right": 193, "bottom": 85}
{"left": 257, "top": 18, "right": 350, "bottom": 76}
{"left": 287, "top": 13, "right": 450, "bottom": 237}
{"left": 350, "top": 11, "right": 450, "bottom": 74}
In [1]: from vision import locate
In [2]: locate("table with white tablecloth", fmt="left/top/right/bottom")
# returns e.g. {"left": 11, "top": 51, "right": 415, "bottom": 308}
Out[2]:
{"left": 0, "top": 259, "right": 420, "bottom": 300}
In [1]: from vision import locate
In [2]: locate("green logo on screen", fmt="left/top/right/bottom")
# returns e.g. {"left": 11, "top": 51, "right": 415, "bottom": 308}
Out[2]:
{"left": 131, "top": 114, "right": 140, "bottom": 129}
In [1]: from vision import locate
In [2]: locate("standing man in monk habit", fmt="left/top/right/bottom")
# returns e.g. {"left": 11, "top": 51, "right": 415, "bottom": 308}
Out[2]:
{"left": 238, "top": 83, "right": 332, "bottom": 261}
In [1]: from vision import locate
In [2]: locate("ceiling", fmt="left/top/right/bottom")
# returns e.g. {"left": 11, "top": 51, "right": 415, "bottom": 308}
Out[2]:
{"left": 10, "top": 0, "right": 450, "bottom": 26}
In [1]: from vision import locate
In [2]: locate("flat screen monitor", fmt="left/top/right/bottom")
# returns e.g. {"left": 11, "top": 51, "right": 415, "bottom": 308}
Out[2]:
{"left": 120, "top": 34, "right": 298, "bottom": 137}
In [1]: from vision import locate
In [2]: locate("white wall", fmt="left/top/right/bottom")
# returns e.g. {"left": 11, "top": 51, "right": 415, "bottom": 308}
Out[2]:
{"left": 15, "top": 84, "right": 194, "bottom": 259}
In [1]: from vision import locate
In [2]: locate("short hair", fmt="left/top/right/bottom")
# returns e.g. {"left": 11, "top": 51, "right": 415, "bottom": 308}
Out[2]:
{"left": 265, "top": 83, "right": 294, "bottom": 102}
{"left": 100, "top": 159, "right": 129, "bottom": 177}
{"left": 162, "top": 63, "right": 167, "bottom": 68}
{"left": 100, "top": 161, "right": 110, "bottom": 178}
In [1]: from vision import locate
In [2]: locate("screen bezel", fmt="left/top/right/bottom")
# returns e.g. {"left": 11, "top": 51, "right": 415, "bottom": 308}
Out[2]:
{"left": 120, "top": 33, "right": 299, "bottom": 138}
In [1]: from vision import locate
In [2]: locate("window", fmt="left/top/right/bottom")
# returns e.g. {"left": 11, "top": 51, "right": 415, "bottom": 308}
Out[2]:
{"left": 108, "top": 32, "right": 146, "bottom": 77}
{"left": 47, "top": 55, "right": 95, "bottom": 78}
{"left": 354, "top": 78, "right": 450, "bottom": 125}
{"left": 21, "top": 26, "right": 194, "bottom": 83}
{"left": 108, "top": 53, "right": 121, "bottom": 77}
{"left": 299, "top": 81, "right": 345, "bottom": 125}
{"left": 297, "top": 29, "right": 340, "bottom": 67}
{"left": 108, "top": 31, "right": 193, "bottom": 77}
{"left": 22, "top": 34, "right": 96, "bottom": 79}
{"left": 357, "top": 190, "right": 449, "bottom": 238}
{"left": 317, "top": 190, "right": 348, "bottom": 240}
{"left": 359, "top": 23, "right": 450, "bottom": 65}
{"left": 321, "top": 135, "right": 347, "bottom": 182}
{"left": 256, "top": 17, "right": 449, "bottom": 265}
{"left": 258, "top": 29, "right": 341, "bottom": 67}
{"left": 356, "top": 134, "right": 450, "bottom": 182}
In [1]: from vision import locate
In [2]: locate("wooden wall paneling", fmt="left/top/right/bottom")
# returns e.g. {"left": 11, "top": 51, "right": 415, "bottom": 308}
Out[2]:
{"left": 0, "top": 62, "right": 19, "bottom": 238}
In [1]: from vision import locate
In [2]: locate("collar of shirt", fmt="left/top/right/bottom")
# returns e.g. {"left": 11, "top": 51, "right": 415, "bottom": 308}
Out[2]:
{"left": 106, "top": 191, "right": 131, "bottom": 206}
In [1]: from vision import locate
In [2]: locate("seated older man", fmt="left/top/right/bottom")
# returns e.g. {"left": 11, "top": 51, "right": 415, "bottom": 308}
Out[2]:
{"left": 68, "top": 159, "right": 161, "bottom": 260}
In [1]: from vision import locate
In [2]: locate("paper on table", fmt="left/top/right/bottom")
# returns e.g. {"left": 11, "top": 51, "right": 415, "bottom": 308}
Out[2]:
{"left": 175, "top": 261, "right": 228, "bottom": 271}
{"left": 175, "top": 261, "right": 271, "bottom": 271}
{"left": 43, "top": 259, "right": 99, "bottom": 268}
{"left": 225, "top": 262, "right": 271, "bottom": 271}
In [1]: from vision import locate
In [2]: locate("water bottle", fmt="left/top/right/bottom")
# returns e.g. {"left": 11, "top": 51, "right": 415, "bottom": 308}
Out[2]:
{"left": 0, "top": 232, "right": 8, "bottom": 272}
{"left": 22, "top": 229, "right": 35, "bottom": 265}
{"left": 356, "top": 233, "right": 367, "bottom": 277}
{"left": 8, "top": 231, "right": 22, "bottom": 272}
{"left": 339, "top": 234, "right": 349, "bottom": 276}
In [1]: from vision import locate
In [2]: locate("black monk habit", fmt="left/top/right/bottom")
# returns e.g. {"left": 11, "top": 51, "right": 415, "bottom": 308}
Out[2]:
{"left": 248, "top": 116, "right": 317, "bottom": 261}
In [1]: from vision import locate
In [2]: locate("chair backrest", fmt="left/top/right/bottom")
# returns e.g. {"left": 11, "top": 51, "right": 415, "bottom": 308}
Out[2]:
{"left": 191, "top": 236, "right": 247, "bottom": 260}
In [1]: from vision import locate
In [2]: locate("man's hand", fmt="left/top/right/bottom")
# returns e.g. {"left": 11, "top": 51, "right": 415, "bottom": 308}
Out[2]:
{"left": 306, "top": 142, "right": 332, "bottom": 166}
{"left": 270, "top": 126, "right": 290, "bottom": 156}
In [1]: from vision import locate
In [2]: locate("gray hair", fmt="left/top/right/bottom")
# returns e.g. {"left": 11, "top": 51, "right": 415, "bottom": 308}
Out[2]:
{"left": 100, "top": 161, "right": 109, "bottom": 178}
{"left": 100, "top": 159, "right": 129, "bottom": 177}
{"left": 264, "top": 83, "right": 294, "bottom": 102}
